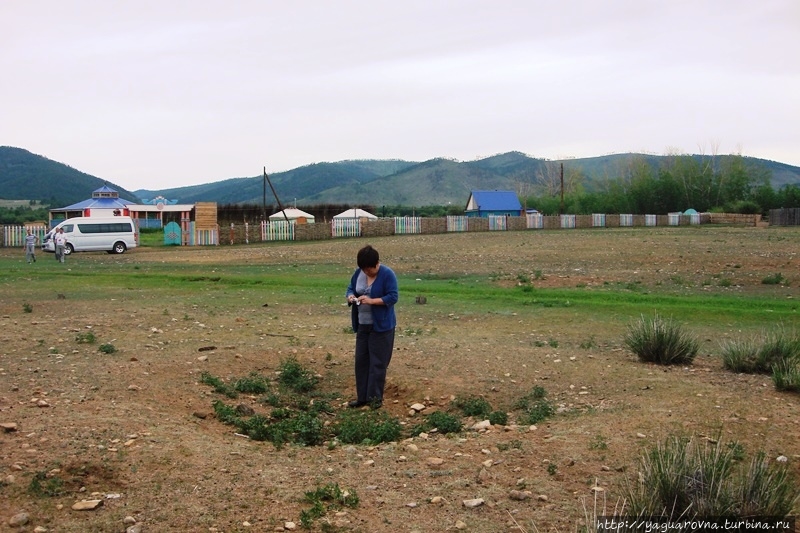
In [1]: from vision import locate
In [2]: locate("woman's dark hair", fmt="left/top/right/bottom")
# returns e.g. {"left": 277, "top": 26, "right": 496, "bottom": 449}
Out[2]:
{"left": 357, "top": 245, "right": 380, "bottom": 269}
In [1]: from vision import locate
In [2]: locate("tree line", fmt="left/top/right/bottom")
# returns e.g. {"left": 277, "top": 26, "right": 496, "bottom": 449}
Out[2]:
{"left": 520, "top": 154, "right": 800, "bottom": 215}
{"left": 0, "top": 202, "right": 50, "bottom": 225}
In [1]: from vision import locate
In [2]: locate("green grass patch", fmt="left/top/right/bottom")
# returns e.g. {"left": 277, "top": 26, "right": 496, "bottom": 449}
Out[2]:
{"left": 75, "top": 331, "right": 97, "bottom": 344}
{"left": 334, "top": 410, "right": 402, "bottom": 445}
{"left": 28, "top": 471, "right": 65, "bottom": 497}
{"left": 300, "top": 483, "right": 359, "bottom": 529}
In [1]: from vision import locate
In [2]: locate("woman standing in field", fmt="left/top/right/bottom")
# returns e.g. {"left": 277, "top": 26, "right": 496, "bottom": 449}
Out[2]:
{"left": 345, "top": 244, "right": 399, "bottom": 409}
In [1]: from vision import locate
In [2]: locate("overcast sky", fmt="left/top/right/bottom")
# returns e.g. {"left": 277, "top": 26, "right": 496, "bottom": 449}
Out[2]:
{"left": 2, "top": 0, "right": 798, "bottom": 191}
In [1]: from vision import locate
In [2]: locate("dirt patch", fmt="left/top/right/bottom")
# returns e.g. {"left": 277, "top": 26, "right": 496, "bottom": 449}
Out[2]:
{"left": 1, "top": 227, "right": 799, "bottom": 532}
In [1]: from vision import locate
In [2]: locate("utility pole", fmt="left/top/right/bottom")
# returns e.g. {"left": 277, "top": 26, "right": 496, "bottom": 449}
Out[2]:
{"left": 264, "top": 166, "right": 289, "bottom": 223}
{"left": 262, "top": 168, "right": 267, "bottom": 221}
{"left": 560, "top": 163, "right": 565, "bottom": 215}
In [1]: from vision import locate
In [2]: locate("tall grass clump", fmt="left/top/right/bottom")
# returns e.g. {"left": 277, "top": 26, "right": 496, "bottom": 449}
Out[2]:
{"left": 737, "top": 451, "right": 799, "bottom": 516}
{"left": 627, "top": 435, "right": 799, "bottom": 518}
{"left": 772, "top": 359, "right": 800, "bottom": 392}
{"left": 721, "top": 327, "right": 800, "bottom": 392}
{"left": 759, "top": 327, "right": 800, "bottom": 371}
{"left": 720, "top": 337, "right": 761, "bottom": 373}
{"left": 624, "top": 313, "right": 698, "bottom": 365}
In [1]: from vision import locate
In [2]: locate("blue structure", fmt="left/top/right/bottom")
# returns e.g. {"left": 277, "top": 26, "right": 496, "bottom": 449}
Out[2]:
{"left": 464, "top": 190, "right": 523, "bottom": 217}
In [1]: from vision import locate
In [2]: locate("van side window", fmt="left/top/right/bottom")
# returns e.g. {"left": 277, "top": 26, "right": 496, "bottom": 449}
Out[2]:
{"left": 77, "top": 223, "right": 133, "bottom": 233}
{"left": 62, "top": 224, "right": 74, "bottom": 233}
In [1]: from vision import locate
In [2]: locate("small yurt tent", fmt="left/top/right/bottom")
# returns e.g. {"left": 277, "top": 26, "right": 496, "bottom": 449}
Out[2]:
{"left": 333, "top": 208, "right": 378, "bottom": 220}
{"left": 269, "top": 208, "right": 315, "bottom": 224}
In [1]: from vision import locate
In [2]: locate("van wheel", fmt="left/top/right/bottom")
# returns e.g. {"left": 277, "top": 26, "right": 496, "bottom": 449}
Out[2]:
{"left": 64, "top": 244, "right": 74, "bottom": 255}
{"left": 113, "top": 241, "right": 127, "bottom": 254}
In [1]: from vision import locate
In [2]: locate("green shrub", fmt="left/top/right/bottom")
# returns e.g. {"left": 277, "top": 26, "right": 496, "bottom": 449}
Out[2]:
{"left": 211, "top": 400, "right": 241, "bottom": 425}
{"left": 728, "top": 200, "right": 762, "bottom": 215}
{"left": 335, "top": 410, "right": 402, "bottom": 445}
{"left": 278, "top": 356, "right": 319, "bottom": 393}
{"left": 98, "top": 343, "right": 117, "bottom": 354}
{"left": 22, "top": 303, "right": 33, "bottom": 313}
{"left": 453, "top": 395, "right": 492, "bottom": 417}
{"left": 762, "top": 272, "right": 786, "bottom": 285}
{"left": 233, "top": 372, "right": 271, "bottom": 394}
{"left": 514, "top": 386, "right": 555, "bottom": 425}
{"left": 75, "top": 331, "right": 96, "bottom": 344}
{"left": 201, "top": 372, "right": 238, "bottom": 398}
{"left": 624, "top": 313, "right": 698, "bottom": 365}
{"left": 213, "top": 400, "right": 325, "bottom": 447}
{"left": 627, "top": 435, "right": 799, "bottom": 518}
{"left": 412, "top": 411, "right": 463, "bottom": 436}
{"left": 28, "top": 471, "right": 65, "bottom": 497}
{"left": 291, "top": 412, "right": 325, "bottom": 446}
{"left": 488, "top": 410, "right": 508, "bottom": 426}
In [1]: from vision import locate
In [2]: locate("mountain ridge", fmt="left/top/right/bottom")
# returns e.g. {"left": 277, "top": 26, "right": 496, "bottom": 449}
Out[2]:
{"left": 2, "top": 145, "right": 799, "bottom": 208}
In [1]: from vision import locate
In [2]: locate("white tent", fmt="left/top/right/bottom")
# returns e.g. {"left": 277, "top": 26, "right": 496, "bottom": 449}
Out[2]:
{"left": 269, "top": 208, "right": 315, "bottom": 223}
{"left": 333, "top": 208, "right": 378, "bottom": 220}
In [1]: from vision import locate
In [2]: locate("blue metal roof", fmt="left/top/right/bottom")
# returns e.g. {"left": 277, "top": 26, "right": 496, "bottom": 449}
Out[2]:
{"left": 467, "top": 190, "right": 522, "bottom": 211}
{"left": 59, "top": 197, "right": 135, "bottom": 210}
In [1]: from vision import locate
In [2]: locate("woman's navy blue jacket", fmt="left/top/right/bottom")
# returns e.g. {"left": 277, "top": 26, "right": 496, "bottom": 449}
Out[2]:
{"left": 346, "top": 265, "right": 398, "bottom": 333}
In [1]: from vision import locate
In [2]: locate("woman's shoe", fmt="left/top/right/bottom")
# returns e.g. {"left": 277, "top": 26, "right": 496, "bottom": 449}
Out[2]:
{"left": 347, "top": 400, "right": 366, "bottom": 408}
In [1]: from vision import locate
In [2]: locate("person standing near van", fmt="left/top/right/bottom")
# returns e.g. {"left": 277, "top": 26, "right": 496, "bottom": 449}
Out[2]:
{"left": 54, "top": 228, "right": 67, "bottom": 263}
{"left": 24, "top": 228, "right": 38, "bottom": 263}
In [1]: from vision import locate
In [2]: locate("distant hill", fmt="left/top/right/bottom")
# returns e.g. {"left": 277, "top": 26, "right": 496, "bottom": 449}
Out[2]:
{"left": 0, "top": 146, "right": 140, "bottom": 206}
{"left": 135, "top": 160, "right": 416, "bottom": 205}
{"left": 138, "top": 152, "right": 799, "bottom": 207}
{"left": 2, "top": 146, "right": 799, "bottom": 208}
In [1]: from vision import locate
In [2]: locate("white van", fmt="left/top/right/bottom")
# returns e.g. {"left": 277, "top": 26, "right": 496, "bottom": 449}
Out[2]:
{"left": 42, "top": 216, "right": 138, "bottom": 255}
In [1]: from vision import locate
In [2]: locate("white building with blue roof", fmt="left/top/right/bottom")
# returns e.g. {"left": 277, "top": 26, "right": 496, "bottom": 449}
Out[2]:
{"left": 48, "top": 185, "right": 137, "bottom": 224}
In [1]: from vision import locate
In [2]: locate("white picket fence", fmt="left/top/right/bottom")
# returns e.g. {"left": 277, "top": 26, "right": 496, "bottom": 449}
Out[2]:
{"left": 2, "top": 213, "right": 708, "bottom": 248}
{"left": 3, "top": 225, "right": 48, "bottom": 247}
